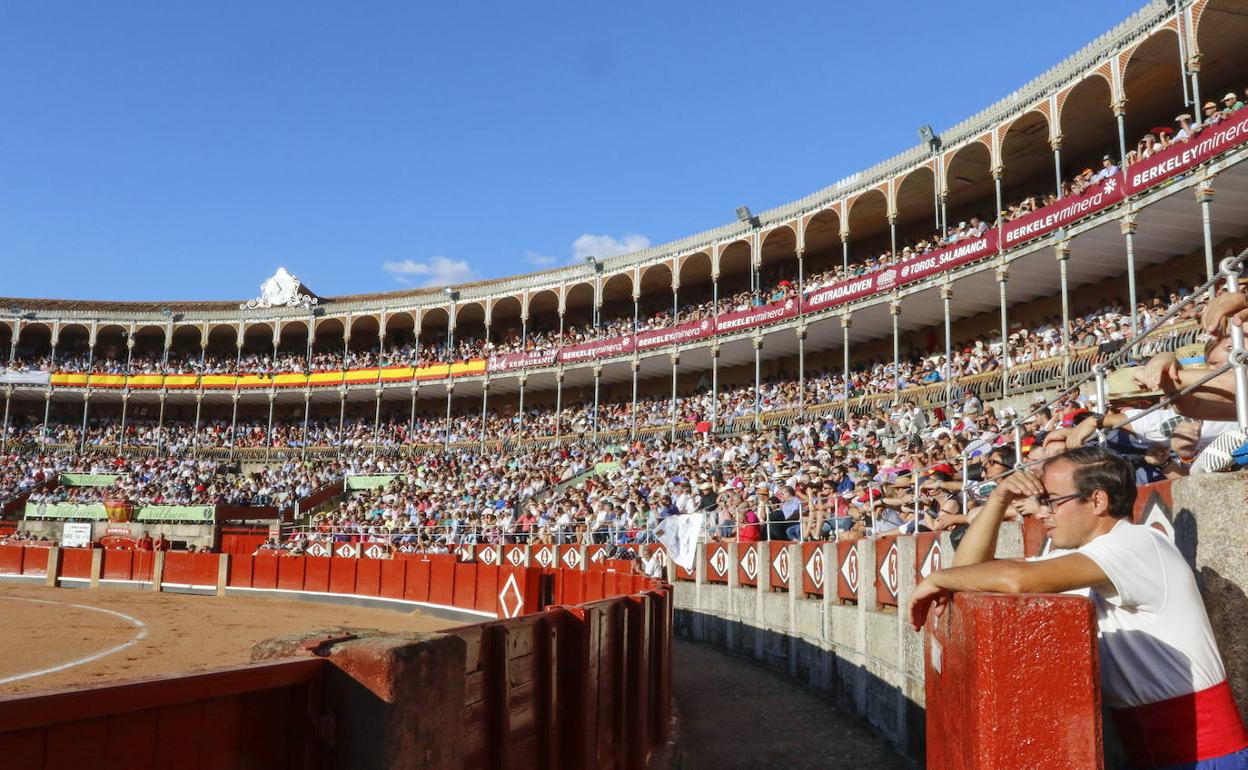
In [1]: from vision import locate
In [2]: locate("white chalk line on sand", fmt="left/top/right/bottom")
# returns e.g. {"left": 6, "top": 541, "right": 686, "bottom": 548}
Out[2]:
{"left": 0, "top": 596, "right": 149, "bottom": 685}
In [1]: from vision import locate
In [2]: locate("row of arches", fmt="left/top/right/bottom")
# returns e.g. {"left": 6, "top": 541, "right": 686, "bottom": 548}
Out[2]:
{"left": 3, "top": 3, "right": 1246, "bottom": 364}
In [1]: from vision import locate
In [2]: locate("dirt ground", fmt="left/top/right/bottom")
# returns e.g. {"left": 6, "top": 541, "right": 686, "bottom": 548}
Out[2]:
{"left": 0, "top": 583, "right": 462, "bottom": 696}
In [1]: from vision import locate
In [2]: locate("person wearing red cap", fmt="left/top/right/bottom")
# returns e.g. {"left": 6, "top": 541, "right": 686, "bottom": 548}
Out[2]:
{"left": 910, "top": 446, "right": 1247, "bottom": 768}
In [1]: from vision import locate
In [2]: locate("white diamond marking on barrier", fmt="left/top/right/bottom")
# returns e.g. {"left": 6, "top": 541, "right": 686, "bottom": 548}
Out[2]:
{"left": 804, "top": 548, "right": 825, "bottom": 589}
{"left": 740, "top": 548, "right": 758, "bottom": 581}
{"left": 505, "top": 547, "right": 527, "bottom": 567}
{"left": 772, "top": 548, "right": 791, "bottom": 584}
{"left": 307, "top": 543, "right": 329, "bottom": 558}
{"left": 588, "top": 547, "right": 606, "bottom": 564}
{"left": 363, "top": 543, "right": 387, "bottom": 560}
{"left": 478, "top": 546, "right": 499, "bottom": 566}
{"left": 1140, "top": 494, "right": 1175, "bottom": 542}
{"left": 334, "top": 543, "right": 359, "bottom": 559}
{"left": 920, "top": 541, "right": 942, "bottom": 579}
{"left": 561, "top": 548, "right": 582, "bottom": 569}
{"left": 498, "top": 574, "right": 524, "bottom": 619}
{"left": 879, "top": 543, "right": 900, "bottom": 598}
{"left": 709, "top": 547, "right": 728, "bottom": 577}
{"left": 841, "top": 548, "right": 859, "bottom": 593}
{"left": 534, "top": 546, "right": 554, "bottom": 568}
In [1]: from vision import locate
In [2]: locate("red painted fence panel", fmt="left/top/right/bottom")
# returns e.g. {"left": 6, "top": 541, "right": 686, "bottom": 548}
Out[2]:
{"left": 59, "top": 548, "right": 93, "bottom": 581}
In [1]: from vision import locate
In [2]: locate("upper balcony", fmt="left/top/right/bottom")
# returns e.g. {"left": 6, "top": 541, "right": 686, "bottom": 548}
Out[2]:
{"left": 3, "top": 0, "right": 1248, "bottom": 392}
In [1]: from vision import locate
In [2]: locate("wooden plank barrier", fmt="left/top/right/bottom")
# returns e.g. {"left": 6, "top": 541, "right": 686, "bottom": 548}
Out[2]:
{"left": 0, "top": 659, "right": 325, "bottom": 770}
{"left": 0, "top": 547, "right": 671, "bottom": 770}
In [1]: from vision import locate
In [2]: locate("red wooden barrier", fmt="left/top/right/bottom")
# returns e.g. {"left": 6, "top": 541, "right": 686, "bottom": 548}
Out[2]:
{"left": 276, "top": 555, "right": 305, "bottom": 591}
{"left": 329, "top": 556, "right": 357, "bottom": 595}
{"left": 500, "top": 543, "right": 528, "bottom": 568}
{"left": 925, "top": 593, "right": 1101, "bottom": 769}
{"left": 452, "top": 561, "right": 477, "bottom": 610}
{"left": 132, "top": 550, "right": 155, "bottom": 583}
{"left": 836, "top": 539, "right": 858, "bottom": 603}
{"left": 874, "top": 535, "right": 900, "bottom": 608}
{"left": 161, "top": 552, "right": 220, "bottom": 587}
{"left": 584, "top": 544, "right": 608, "bottom": 569}
{"left": 800, "top": 542, "right": 825, "bottom": 596}
{"left": 404, "top": 557, "right": 432, "bottom": 603}
{"left": 379, "top": 558, "right": 406, "bottom": 601}
{"left": 915, "top": 532, "right": 943, "bottom": 585}
{"left": 0, "top": 658, "right": 324, "bottom": 770}
{"left": 705, "top": 542, "right": 729, "bottom": 584}
{"left": 737, "top": 543, "right": 759, "bottom": 587}
{"left": 228, "top": 553, "right": 253, "bottom": 588}
{"left": 0, "top": 544, "right": 23, "bottom": 575}
{"left": 303, "top": 556, "right": 330, "bottom": 593}
{"left": 252, "top": 554, "right": 280, "bottom": 589}
{"left": 428, "top": 555, "right": 456, "bottom": 606}
{"left": 0, "top": 551, "right": 671, "bottom": 769}
{"left": 557, "top": 545, "right": 584, "bottom": 571}
{"left": 531, "top": 543, "right": 557, "bottom": 570}
{"left": 767, "top": 541, "right": 791, "bottom": 592}
{"left": 355, "top": 557, "right": 382, "bottom": 596}
{"left": 59, "top": 548, "right": 93, "bottom": 581}
{"left": 22, "top": 546, "right": 48, "bottom": 577}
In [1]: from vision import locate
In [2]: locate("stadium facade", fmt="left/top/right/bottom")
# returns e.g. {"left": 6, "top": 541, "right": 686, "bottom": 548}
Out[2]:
{"left": 1, "top": 0, "right": 1246, "bottom": 451}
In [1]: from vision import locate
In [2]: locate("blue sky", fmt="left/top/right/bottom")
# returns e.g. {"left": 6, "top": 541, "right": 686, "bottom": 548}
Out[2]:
{"left": 0, "top": 1, "right": 1146, "bottom": 302}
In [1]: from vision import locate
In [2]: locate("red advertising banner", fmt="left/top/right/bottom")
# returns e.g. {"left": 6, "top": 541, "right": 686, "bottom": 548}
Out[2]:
{"left": 803, "top": 231, "right": 995, "bottom": 314}
{"left": 1126, "top": 109, "right": 1248, "bottom": 194}
{"left": 1000, "top": 176, "right": 1124, "bottom": 249}
{"left": 635, "top": 317, "right": 714, "bottom": 351}
{"left": 714, "top": 297, "right": 800, "bottom": 334}
{"left": 486, "top": 349, "right": 558, "bottom": 373}
{"left": 558, "top": 335, "right": 634, "bottom": 364}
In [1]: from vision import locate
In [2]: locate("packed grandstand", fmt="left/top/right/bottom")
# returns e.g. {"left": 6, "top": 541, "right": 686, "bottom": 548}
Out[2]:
{"left": 3, "top": 2, "right": 1248, "bottom": 766}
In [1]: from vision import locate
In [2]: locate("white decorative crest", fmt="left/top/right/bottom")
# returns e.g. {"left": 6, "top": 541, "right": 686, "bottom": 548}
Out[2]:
{"left": 709, "top": 547, "right": 728, "bottom": 577}
{"left": 804, "top": 548, "right": 825, "bottom": 589}
{"left": 534, "top": 546, "right": 555, "bottom": 568}
{"left": 334, "top": 542, "right": 359, "bottom": 559}
{"left": 772, "top": 547, "right": 791, "bottom": 584}
{"left": 241, "top": 267, "right": 318, "bottom": 311}
{"left": 498, "top": 573, "right": 524, "bottom": 618}
{"left": 920, "top": 541, "right": 943, "bottom": 579}
{"left": 478, "top": 545, "right": 499, "bottom": 566}
{"left": 841, "top": 548, "right": 859, "bottom": 593}
{"left": 588, "top": 546, "right": 607, "bottom": 563}
{"left": 561, "top": 547, "right": 583, "bottom": 569}
{"left": 363, "top": 543, "right": 388, "bottom": 560}
{"left": 740, "top": 547, "right": 759, "bottom": 581}
{"left": 878, "top": 542, "right": 900, "bottom": 597}
{"left": 505, "top": 547, "right": 527, "bottom": 567}
{"left": 307, "top": 542, "right": 330, "bottom": 558}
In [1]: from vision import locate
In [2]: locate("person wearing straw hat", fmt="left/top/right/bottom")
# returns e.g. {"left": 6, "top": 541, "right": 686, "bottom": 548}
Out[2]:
{"left": 910, "top": 445, "right": 1248, "bottom": 768}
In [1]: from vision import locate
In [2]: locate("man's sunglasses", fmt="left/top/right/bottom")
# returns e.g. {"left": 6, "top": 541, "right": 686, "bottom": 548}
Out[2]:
{"left": 1033, "top": 492, "right": 1086, "bottom": 511}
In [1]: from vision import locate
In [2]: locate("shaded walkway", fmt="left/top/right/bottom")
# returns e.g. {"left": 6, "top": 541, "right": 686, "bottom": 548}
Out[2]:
{"left": 672, "top": 639, "right": 911, "bottom": 769}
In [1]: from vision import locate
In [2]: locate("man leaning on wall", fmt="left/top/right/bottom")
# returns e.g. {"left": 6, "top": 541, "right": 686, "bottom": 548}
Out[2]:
{"left": 909, "top": 446, "right": 1248, "bottom": 769}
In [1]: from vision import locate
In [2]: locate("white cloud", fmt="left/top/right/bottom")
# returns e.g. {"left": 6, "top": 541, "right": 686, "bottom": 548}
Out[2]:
{"left": 524, "top": 250, "right": 559, "bottom": 268}
{"left": 381, "top": 256, "right": 477, "bottom": 287}
{"left": 571, "top": 233, "right": 650, "bottom": 260}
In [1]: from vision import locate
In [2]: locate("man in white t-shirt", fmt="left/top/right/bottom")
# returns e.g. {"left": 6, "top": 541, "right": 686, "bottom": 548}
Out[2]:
{"left": 909, "top": 446, "right": 1247, "bottom": 768}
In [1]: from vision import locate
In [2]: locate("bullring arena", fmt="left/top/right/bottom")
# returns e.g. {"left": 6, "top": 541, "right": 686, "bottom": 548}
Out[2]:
{"left": 6, "top": 0, "right": 1248, "bottom": 767}
{"left": 0, "top": 585, "right": 458, "bottom": 695}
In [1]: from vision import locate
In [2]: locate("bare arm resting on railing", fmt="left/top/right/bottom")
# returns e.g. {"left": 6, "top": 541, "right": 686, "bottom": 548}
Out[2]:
{"left": 1130, "top": 291, "right": 1248, "bottom": 422}
{"left": 909, "top": 454, "right": 1117, "bottom": 631}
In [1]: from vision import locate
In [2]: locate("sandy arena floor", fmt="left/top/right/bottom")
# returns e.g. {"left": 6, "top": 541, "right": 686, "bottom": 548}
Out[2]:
{"left": 0, "top": 583, "right": 462, "bottom": 696}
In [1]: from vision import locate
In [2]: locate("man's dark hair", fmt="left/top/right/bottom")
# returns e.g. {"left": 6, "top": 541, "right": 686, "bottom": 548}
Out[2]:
{"left": 1044, "top": 446, "right": 1137, "bottom": 519}
{"left": 990, "top": 446, "right": 1016, "bottom": 468}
